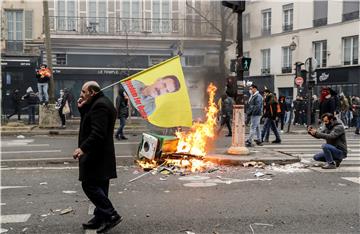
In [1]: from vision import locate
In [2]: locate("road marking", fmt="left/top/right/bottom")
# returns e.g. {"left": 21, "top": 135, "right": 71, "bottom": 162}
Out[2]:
{"left": 0, "top": 155, "right": 133, "bottom": 162}
{"left": 114, "top": 142, "right": 138, "bottom": 145}
{"left": 1, "top": 144, "right": 49, "bottom": 147}
{"left": 1, "top": 203, "right": 6, "bottom": 206}
{"left": 310, "top": 166, "right": 360, "bottom": 173}
{"left": 263, "top": 144, "right": 359, "bottom": 148}
{"left": 1, "top": 150, "right": 61, "bottom": 154}
{"left": 0, "top": 214, "right": 31, "bottom": 224}
{"left": 342, "top": 177, "right": 360, "bottom": 184}
{"left": 0, "top": 186, "right": 30, "bottom": 190}
{"left": 1, "top": 166, "right": 128, "bottom": 170}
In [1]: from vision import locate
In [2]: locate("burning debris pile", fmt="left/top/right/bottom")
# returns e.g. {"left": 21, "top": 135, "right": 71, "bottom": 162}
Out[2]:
{"left": 136, "top": 83, "right": 219, "bottom": 173}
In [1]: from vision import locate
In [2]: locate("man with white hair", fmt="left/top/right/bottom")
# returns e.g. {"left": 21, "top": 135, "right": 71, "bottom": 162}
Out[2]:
{"left": 73, "top": 81, "right": 122, "bottom": 233}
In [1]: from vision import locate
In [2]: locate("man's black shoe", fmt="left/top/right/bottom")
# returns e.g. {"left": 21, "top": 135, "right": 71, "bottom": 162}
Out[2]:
{"left": 335, "top": 160, "right": 342, "bottom": 167}
{"left": 321, "top": 162, "right": 337, "bottom": 169}
{"left": 271, "top": 139, "right": 281, "bottom": 144}
{"left": 82, "top": 216, "right": 103, "bottom": 229}
{"left": 254, "top": 140, "right": 263, "bottom": 146}
{"left": 97, "top": 214, "right": 123, "bottom": 233}
{"left": 120, "top": 136, "right": 128, "bottom": 140}
{"left": 245, "top": 140, "right": 253, "bottom": 147}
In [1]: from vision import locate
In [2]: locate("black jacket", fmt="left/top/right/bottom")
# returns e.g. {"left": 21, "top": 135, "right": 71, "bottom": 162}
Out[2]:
{"left": 22, "top": 92, "right": 39, "bottom": 105}
{"left": 116, "top": 93, "right": 129, "bottom": 118}
{"left": 78, "top": 92, "right": 117, "bottom": 182}
{"left": 319, "top": 97, "right": 336, "bottom": 118}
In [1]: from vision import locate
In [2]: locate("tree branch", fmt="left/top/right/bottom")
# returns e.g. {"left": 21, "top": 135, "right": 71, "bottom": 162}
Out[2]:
{"left": 185, "top": 0, "right": 222, "bottom": 34}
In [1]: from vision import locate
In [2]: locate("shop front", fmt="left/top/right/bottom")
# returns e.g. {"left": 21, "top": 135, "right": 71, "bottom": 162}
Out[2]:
{"left": 1, "top": 56, "right": 39, "bottom": 115}
{"left": 314, "top": 66, "right": 360, "bottom": 96}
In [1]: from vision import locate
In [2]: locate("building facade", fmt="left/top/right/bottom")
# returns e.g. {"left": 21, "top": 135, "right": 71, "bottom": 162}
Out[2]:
{"left": 45, "top": 0, "right": 233, "bottom": 117}
{"left": 1, "top": 0, "right": 44, "bottom": 115}
{"left": 227, "top": 0, "right": 359, "bottom": 99}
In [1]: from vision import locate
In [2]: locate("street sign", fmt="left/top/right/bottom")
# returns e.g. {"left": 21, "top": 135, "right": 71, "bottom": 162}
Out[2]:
{"left": 295, "top": 76, "right": 304, "bottom": 86}
{"left": 305, "top": 57, "right": 318, "bottom": 72}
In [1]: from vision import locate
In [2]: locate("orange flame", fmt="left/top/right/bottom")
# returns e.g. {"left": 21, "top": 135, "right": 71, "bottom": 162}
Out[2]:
{"left": 175, "top": 83, "right": 218, "bottom": 156}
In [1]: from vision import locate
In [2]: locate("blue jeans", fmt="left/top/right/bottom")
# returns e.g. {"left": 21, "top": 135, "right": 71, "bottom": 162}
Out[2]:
{"left": 314, "top": 144, "right": 345, "bottom": 163}
{"left": 247, "top": 115, "right": 261, "bottom": 142}
{"left": 37, "top": 83, "right": 49, "bottom": 103}
{"left": 357, "top": 116, "right": 360, "bottom": 129}
{"left": 115, "top": 117, "right": 126, "bottom": 137}
{"left": 261, "top": 118, "right": 281, "bottom": 141}
{"left": 28, "top": 105, "right": 36, "bottom": 124}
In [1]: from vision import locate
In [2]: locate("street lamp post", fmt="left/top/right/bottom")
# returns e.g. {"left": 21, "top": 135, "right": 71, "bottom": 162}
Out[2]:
{"left": 222, "top": 1, "right": 249, "bottom": 155}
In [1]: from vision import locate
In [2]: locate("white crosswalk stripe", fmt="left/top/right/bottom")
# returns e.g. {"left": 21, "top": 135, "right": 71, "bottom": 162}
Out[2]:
{"left": 0, "top": 214, "right": 31, "bottom": 224}
{"left": 258, "top": 134, "right": 360, "bottom": 173}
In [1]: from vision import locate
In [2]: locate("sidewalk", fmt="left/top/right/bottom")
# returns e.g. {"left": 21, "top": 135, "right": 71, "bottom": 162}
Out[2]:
{"left": 1, "top": 118, "right": 314, "bottom": 136}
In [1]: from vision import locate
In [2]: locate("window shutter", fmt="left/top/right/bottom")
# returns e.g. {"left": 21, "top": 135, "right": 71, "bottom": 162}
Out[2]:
{"left": 25, "top": 10, "right": 33, "bottom": 39}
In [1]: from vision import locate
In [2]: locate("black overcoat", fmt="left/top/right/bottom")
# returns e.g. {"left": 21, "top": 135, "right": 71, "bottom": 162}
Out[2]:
{"left": 78, "top": 92, "right": 117, "bottom": 181}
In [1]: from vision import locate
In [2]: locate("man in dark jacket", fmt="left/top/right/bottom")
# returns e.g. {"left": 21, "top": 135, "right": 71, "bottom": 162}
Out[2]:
{"left": 22, "top": 87, "right": 38, "bottom": 124}
{"left": 245, "top": 84, "right": 263, "bottom": 146}
{"left": 7, "top": 89, "right": 21, "bottom": 120}
{"left": 115, "top": 88, "right": 129, "bottom": 140}
{"left": 217, "top": 93, "right": 234, "bottom": 137}
{"left": 73, "top": 81, "right": 122, "bottom": 233}
{"left": 261, "top": 89, "right": 281, "bottom": 143}
{"left": 308, "top": 113, "right": 347, "bottom": 169}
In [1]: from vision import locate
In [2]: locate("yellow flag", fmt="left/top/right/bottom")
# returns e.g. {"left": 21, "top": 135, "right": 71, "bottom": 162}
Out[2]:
{"left": 121, "top": 56, "right": 192, "bottom": 127}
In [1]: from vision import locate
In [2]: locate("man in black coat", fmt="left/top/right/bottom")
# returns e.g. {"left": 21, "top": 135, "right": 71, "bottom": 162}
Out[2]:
{"left": 73, "top": 81, "right": 122, "bottom": 233}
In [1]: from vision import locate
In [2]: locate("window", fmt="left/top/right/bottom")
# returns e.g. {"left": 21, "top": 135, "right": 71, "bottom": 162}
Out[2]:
{"left": 56, "top": 54, "right": 67, "bottom": 65}
{"left": 5, "top": 10, "right": 24, "bottom": 51}
{"left": 282, "top": 4, "right": 293, "bottom": 32}
{"left": 261, "top": 49, "right": 270, "bottom": 74}
{"left": 152, "top": 0, "right": 171, "bottom": 33}
{"left": 243, "top": 13, "right": 250, "bottom": 39}
{"left": 313, "top": 0, "right": 328, "bottom": 27}
{"left": 88, "top": 0, "right": 107, "bottom": 33}
{"left": 262, "top": 9, "right": 271, "bottom": 35}
{"left": 184, "top": 56, "right": 204, "bottom": 67}
{"left": 343, "top": 36, "right": 358, "bottom": 65}
{"left": 282, "top": 47, "right": 292, "bottom": 73}
{"left": 313, "top": 40, "right": 327, "bottom": 68}
{"left": 57, "top": 0, "right": 76, "bottom": 31}
{"left": 343, "top": 1, "right": 359, "bottom": 21}
{"left": 121, "top": 0, "right": 140, "bottom": 32}
{"left": 186, "top": 0, "right": 201, "bottom": 36}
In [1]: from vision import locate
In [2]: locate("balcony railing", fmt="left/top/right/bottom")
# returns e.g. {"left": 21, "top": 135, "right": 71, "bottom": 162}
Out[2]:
{"left": 5, "top": 40, "right": 24, "bottom": 52}
{"left": 261, "top": 27, "right": 271, "bottom": 36}
{"left": 49, "top": 16, "right": 232, "bottom": 38}
{"left": 342, "top": 11, "right": 359, "bottom": 21}
{"left": 282, "top": 24, "right": 293, "bottom": 32}
{"left": 282, "top": 67, "right": 292, "bottom": 74}
{"left": 261, "top": 68, "right": 270, "bottom": 74}
{"left": 313, "top": 18, "right": 327, "bottom": 27}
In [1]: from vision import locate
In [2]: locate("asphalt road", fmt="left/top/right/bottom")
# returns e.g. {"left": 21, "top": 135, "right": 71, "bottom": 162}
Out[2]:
{"left": 1, "top": 134, "right": 359, "bottom": 233}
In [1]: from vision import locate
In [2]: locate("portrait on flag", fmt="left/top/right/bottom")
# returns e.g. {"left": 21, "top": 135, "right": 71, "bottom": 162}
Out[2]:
{"left": 121, "top": 56, "right": 192, "bottom": 128}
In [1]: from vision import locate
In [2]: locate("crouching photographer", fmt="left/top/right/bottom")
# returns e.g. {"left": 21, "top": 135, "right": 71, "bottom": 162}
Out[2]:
{"left": 308, "top": 113, "right": 347, "bottom": 169}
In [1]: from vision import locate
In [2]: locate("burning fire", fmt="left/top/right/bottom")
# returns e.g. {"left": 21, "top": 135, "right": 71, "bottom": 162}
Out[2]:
{"left": 175, "top": 83, "right": 218, "bottom": 156}
{"left": 136, "top": 83, "right": 219, "bottom": 172}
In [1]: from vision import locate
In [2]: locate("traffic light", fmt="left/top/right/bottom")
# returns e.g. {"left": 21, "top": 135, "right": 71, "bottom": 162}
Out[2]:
{"left": 240, "top": 57, "right": 251, "bottom": 71}
{"left": 221, "top": 1, "right": 246, "bottom": 13}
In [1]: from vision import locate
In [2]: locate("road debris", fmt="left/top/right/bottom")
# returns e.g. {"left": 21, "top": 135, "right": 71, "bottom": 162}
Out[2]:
{"left": 17, "top": 135, "right": 25, "bottom": 139}
{"left": 62, "top": 190, "right": 77, "bottom": 194}
{"left": 39, "top": 182, "right": 48, "bottom": 185}
{"left": 254, "top": 171, "right": 265, "bottom": 178}
{"left": 0, "top": 228, "right": 8, "bottom": 233}
{"left": 249, "top": 223, "right": 274, "bottom": 234}
{"left": 21, "top": 227, "right": 29, "bottom": 233}
{"left": 60, "top": 207, "right": 73, "bottom": 215}
{"left": 160, "top": 177, "right": 168, "bottom": 181}
{"left": 243, "top": 161, "right": 266, "bottom": 168}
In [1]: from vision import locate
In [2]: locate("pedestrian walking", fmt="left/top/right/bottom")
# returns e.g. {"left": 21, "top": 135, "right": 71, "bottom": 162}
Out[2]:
{"left": 245, "top": 84, "right": 263, "bottom": 147}
{"left": 21, "top": 87, "right": 39, "bottom": 125}
{"left": 73, "top": 81, "right": 122, "bottom": 233}
{"left": 311, "top": 95, "right": 319, "bottom": 125}
{"left": 261, "top": 89, "right": 281, "bottom": 143}
{"left": 36, "top": 64, "right": 51, "bottom": 105}
{"left": 293, "top": 96, "right": 302, "bottom": 125}
{"left": 308, "top": 113, "right": 347, "bottom": 169}
{"left": 55, "top": 89, "right": 68, "bottom": 128}
{"left": 352, "top": 96, "right": 360, "bottom": 135}
{"left": 217, "top": 93, "right": 234, "bottom": 137}
{"left": 339, "top": 93, "right": 350, "bottom": 129}
{"left": 7, "top": 89, "right": 22, "bottom": 120}
{"left": 115, "top": 88, "right": 129, "bottom": 140}
{"left": 277, "top": 96, "right": 288, "bottom": 132}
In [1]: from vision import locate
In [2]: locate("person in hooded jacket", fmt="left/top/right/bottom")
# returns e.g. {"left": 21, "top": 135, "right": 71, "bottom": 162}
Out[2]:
{"left": 22, "top": 87, "right": 39, "bottom": 124}
{"left": 7, "top": 89, "right": 22, "bottom": 120}
{"left": 115, "top": 88, "right": 129, "bottom": 140}
{"left": 217, "top": 93, "right": 235, "bottom": 137}
{"left": 308, "top": 113, "right": 347, "bottom": 169}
